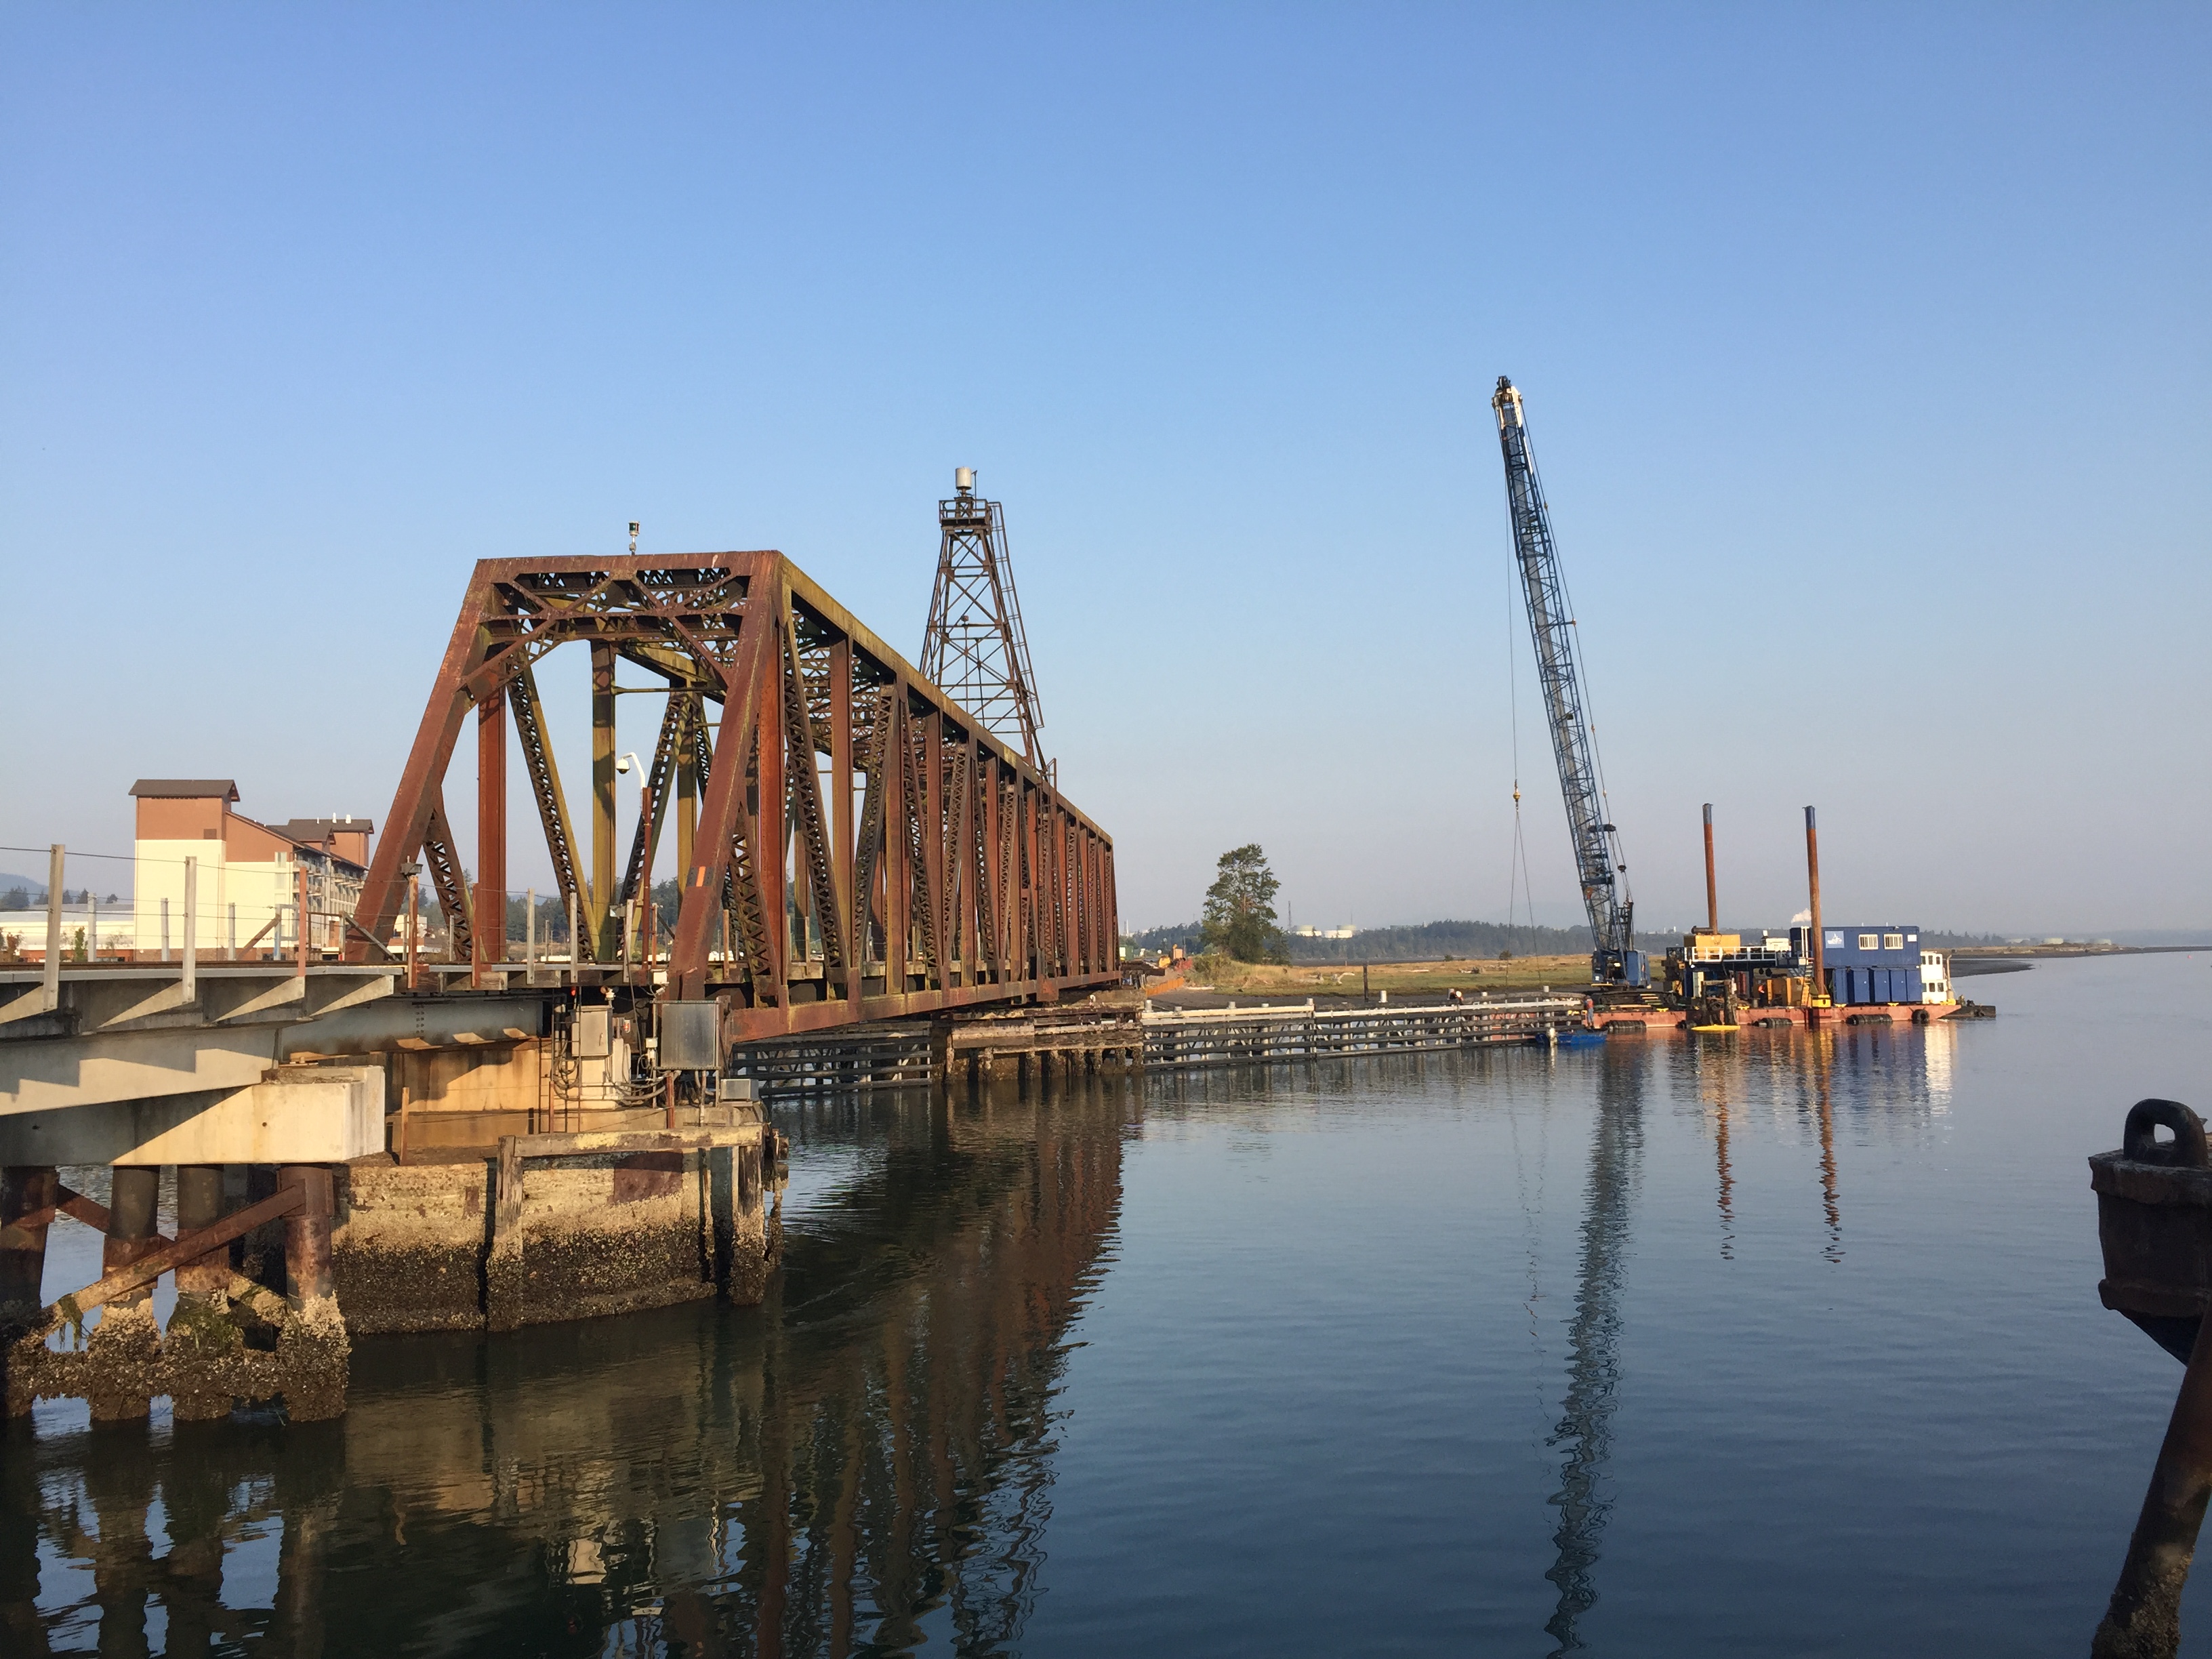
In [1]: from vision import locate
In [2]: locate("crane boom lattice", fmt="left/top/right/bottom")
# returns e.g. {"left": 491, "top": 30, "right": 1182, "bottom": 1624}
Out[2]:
{"left": 1492, "top": 375, "right": 1644, "bottom": 987}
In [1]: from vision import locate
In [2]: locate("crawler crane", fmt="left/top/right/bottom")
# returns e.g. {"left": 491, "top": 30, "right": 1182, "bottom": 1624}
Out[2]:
{"left": 1492, "top": 375, "right": 1648, "bottom": 989}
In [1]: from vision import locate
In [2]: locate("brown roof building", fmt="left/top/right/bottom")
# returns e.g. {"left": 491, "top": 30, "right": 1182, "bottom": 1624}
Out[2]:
{"left": 129, "top": 781, "right": 376, "bottom": 958}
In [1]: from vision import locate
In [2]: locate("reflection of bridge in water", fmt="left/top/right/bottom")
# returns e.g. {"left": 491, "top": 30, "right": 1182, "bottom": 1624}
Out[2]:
{"left": 3, "top": 1027, "right": 1972, "bottom": 1654}
{"left": 3, "top": 1084, "right": 1129, "bottom": 1656}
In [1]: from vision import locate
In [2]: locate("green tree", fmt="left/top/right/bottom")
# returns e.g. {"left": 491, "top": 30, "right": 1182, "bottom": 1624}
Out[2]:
{"left": 1200, "top": 843, "right": 1288, "bottom": 962}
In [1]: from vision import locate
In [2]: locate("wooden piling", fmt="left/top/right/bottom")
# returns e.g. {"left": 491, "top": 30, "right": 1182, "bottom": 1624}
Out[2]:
{"left": 486, "top": 1137, "right": 525, "bottom": 1332}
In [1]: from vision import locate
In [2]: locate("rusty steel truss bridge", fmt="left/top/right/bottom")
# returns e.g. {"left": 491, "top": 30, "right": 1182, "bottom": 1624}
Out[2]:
{"left": 344, "top": 550, "right": 1120, "bottom": 1041}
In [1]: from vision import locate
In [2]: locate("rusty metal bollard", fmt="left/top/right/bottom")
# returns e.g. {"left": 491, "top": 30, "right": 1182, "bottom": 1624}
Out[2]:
{"left": 2091, "top": 1099, "right": 2212, "bottom": 1658}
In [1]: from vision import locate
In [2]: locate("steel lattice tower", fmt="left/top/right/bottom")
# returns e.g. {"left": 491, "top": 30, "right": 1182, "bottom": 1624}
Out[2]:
{"left": 922, "top": 468, "right": 1046, "bottom": 769}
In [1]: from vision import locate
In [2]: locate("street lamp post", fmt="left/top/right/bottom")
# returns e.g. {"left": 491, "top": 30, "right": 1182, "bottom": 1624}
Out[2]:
{"left": 615, "top": 752, "right": 648, "bottom": 980}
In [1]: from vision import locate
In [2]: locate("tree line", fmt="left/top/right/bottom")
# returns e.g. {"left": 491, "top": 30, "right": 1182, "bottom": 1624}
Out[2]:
{"left": 1128, "top": 845, "right": 2020, "bottom": 965}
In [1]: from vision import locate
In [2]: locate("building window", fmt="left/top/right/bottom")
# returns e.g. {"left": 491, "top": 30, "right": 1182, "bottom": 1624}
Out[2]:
{"left": 1883, "top": 933, "right": 1904, "bottom": 949}
{"left": 1858, "top": 933, "right": 1879, "bottom": 949}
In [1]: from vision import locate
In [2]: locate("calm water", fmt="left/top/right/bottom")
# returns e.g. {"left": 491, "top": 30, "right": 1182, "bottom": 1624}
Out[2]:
{"left": 9, "top": 952, "right": 2212, "bottom": 1656}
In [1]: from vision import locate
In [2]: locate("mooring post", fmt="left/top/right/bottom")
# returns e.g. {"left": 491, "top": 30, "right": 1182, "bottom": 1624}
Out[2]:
{"left": 2093, "top": 1315, "right": 2212, "bottom": 1658}
{"left": 2089, "top": 1099, "right": 2212, "bottom": 1657}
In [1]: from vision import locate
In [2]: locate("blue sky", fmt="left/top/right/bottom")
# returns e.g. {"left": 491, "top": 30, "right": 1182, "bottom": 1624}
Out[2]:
{"left": 3, "top": 4, "right": 2206, "bottom": 936}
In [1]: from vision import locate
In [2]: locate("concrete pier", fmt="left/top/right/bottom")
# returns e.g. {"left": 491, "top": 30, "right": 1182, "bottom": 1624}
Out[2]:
{"left": 334, "top": 1124, "right": 771, "bottom": 1336}
{"left": 0, "top": 1120, "right": 771, "bottom": 1424}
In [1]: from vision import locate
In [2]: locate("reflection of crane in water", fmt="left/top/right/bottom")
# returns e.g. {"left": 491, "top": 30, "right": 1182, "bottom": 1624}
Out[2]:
{"left": 1544, "top": 1052, "right": 1645, "bottom": 1655}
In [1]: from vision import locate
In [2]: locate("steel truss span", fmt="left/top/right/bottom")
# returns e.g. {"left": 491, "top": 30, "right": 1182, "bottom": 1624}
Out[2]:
{"left": 346, "top": 552, "right": 1120, "bottom": 1041}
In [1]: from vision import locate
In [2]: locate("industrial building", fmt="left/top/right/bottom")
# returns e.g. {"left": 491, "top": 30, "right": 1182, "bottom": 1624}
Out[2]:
{"left": 129, "top": 781, "right": 373, "bottom": 959}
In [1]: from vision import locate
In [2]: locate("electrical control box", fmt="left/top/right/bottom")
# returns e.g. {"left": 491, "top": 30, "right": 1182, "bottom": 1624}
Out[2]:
{"left": 661, "top": 1001, "right": 721, "bottom": 1071}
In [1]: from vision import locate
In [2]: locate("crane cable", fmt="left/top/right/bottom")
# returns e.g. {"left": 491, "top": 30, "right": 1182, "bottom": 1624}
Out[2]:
{"left": 1542, "top": 485, "right": 1632, "bottom": 909}
{"left": 1507, "top": 551, "right": 1538, "bottom": 935}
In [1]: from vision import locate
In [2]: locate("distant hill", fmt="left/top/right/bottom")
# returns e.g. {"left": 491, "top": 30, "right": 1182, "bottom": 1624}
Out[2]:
{"left": 1125, "top": 917, "right": 1589, "bottom": 962}
{"left": 0, "top": 875, "right": 126, "bottom": 910}
{"left": 0, "top": 874, "right": 47, "bottom": 909}
{"left": 1286, "top": 919, "right": 1589, "bottom": 962}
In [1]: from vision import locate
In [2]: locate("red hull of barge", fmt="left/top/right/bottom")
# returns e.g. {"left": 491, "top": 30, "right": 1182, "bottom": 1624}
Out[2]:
{"left": 1589, "top": 1003, "right": 1960, "bottom": 1032}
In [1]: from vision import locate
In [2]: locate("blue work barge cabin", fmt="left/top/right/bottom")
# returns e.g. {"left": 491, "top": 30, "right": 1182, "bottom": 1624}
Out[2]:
{"left": 1801, "top": 924, "right": 1926, "bottom": 1006}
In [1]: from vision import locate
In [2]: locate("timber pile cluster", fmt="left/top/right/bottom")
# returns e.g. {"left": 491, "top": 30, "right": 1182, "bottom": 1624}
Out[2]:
{"left": 729, "top": 997, "right": 1596, "bottom": 1097}
{"left": 1141, "top": 997, "right": 1589, "bottom": 1070}
{"left": 729, "top": 1023, "right": 941, "bottom": 1097}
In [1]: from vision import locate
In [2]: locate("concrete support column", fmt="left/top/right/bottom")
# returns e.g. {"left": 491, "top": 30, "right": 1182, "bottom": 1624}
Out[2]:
{"left": 175, "top": 1166, "right": 226, "bottom": 1298}
{"left": 0, "top": 1164, "right": 57, "bottom": 1418}
{"left": 88, "top": 1165, "right": 162, "bottom": 1420}
{"left": 168, "top": 1163, "right": 239, "bottom": 1423}
{"left": 279, "top": 1166, "right": 334, "bottom": 1307}
{"left": 102, "top": 1168, "right": 160, "bottom": 1306}
{"left": 274, "top": 1164, "right": 347, "bottom": 1421}
{"left": 0, "top": 1166, "right": 58, "bottom": 1324}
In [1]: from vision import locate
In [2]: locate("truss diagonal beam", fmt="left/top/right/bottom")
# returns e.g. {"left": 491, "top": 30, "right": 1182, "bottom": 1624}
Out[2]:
{"left": 848, "top": 688, "right": 895, "bottom": 972}
{"left": 780, "top": 602, "right": 847, "bottom": 977}
{"left": 621, "top": 689, "right": 689, "bottom": 906}
{"left": 422, "top": 791, "right": 472, "bottom": 962}
{"left": 668, "top": 612, "right": 778, "bottom": 1001}
{"left": 509, "top": 663, "right": 592, "bottom": 959}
